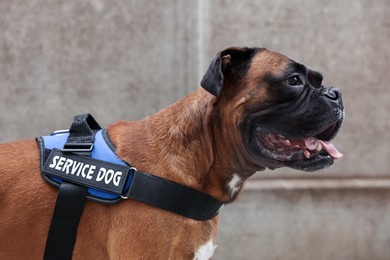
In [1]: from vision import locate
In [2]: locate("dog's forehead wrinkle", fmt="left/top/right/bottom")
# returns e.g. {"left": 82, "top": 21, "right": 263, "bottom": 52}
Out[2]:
{"left": 249, "top": 60, "right": 300, "bottom": 87}
{"left": 282, "top": 62, "right": 308, "bottom": 79}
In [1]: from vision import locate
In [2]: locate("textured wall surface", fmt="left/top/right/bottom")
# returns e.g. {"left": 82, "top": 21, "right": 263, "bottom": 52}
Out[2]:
{"left": 216, "top": 188, "right": 390, "bottom": 260}
{"left": 0, "top": 0, "right": 389, "bottom": 259}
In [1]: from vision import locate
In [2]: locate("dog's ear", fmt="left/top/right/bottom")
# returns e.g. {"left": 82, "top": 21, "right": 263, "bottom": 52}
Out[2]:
{"left": 201, "top": 47, "right": 257, "bottom": 96}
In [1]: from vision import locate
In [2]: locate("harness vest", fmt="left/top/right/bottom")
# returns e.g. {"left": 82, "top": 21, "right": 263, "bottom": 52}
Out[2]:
{"left": 38, "top": 129, "right": 131, "bottom": 203}
{"left": 37, "top": 114, "right": 224, "bottom": 215}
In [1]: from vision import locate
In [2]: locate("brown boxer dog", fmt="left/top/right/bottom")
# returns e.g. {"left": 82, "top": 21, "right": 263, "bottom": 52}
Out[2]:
{"left": 0, "top": 47, "right": 343, "bottom": 259}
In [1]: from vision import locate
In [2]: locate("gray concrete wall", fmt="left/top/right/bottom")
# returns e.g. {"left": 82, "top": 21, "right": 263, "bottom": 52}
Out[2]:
{"left": 217, "top": 187, "right": 390, "bottom": 260}
{"left": 0, "top": 0, "right": 389, "bottom": 259}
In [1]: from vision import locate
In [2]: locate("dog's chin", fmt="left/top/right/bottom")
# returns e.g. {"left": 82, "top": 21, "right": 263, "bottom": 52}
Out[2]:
{"left": 251, "top": 119, "right": 343, "bottom": 172}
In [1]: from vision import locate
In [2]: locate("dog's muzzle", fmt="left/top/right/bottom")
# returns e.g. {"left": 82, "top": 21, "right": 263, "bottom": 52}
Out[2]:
{"left": 245, "top": 86, "right": 344, "bottom": 172}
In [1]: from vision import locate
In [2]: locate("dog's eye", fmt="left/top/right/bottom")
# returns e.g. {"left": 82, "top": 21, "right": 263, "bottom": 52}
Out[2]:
{"left": 286, "top": 76, "right": 303, "bottom": 86}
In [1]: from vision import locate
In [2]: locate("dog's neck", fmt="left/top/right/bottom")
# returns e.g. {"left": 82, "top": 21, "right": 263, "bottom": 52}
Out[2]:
{"left": 108, "top": 88, "right": 258, "bottom": 202}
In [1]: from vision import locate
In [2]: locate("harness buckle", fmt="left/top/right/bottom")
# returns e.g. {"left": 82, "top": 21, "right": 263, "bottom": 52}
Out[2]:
{"left": 121, "top": 167, "right": 138, "bottom": 200}
{"left": 62, "top": 143, "right": 94, "bottom": 152}
{"left": 50, "top": 129, "right": 70, "bottom": 135}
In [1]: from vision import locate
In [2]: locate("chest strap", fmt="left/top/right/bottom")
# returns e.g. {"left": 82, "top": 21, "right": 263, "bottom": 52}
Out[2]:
{"left": 42, "top": 114, "right": 223, "bottom": 260}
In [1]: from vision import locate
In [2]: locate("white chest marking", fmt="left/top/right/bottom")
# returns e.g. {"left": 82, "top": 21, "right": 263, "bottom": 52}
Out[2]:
{"left": 228, "top": 174, "right": 242, "bottom": 197}
{"left": 193, "top": 239, "right": 217, "bottom": 260}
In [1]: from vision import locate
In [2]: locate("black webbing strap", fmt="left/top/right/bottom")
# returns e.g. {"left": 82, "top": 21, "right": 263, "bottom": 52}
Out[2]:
{"left": 43, "top": 183, "right": 88, "bottom": 260}
{"left": 124, "top": 170, "right": 223, "bottom": 221}
{"left": 44, "top": 114, "right": 101, "bottom": 260}
{"left": 61, "top": 114, "right": 101, "bottom": 156}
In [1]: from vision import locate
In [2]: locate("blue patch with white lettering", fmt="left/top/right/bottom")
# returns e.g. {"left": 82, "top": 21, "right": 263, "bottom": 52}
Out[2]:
{"left": 38, "top": 129, "right": 132, "bottom": 203}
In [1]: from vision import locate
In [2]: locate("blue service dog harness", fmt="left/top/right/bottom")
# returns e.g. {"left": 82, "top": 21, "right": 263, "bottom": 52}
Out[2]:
{"left": 37, "top": 114, "right": 223, "bottom": 260}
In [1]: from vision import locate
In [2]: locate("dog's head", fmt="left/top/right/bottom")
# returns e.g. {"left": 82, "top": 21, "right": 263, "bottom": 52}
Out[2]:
{"left": 201, "top": 47, "right": 344, "bottom": 172}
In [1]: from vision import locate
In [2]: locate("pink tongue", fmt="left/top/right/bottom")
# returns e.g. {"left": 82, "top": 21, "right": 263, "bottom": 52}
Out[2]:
{"left": 304, "top": 137, "right": 343, "bottom": 159}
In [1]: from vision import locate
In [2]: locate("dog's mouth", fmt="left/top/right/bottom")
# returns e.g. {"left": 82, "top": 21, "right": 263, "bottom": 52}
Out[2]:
{"left": 254, "top": 119, "right": 343, "bottom": 170}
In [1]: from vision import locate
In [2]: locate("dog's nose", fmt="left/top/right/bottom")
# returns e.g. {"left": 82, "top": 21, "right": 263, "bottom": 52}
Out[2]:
{"left": 322, "top": 87, "right": 340, "bottom": 101}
